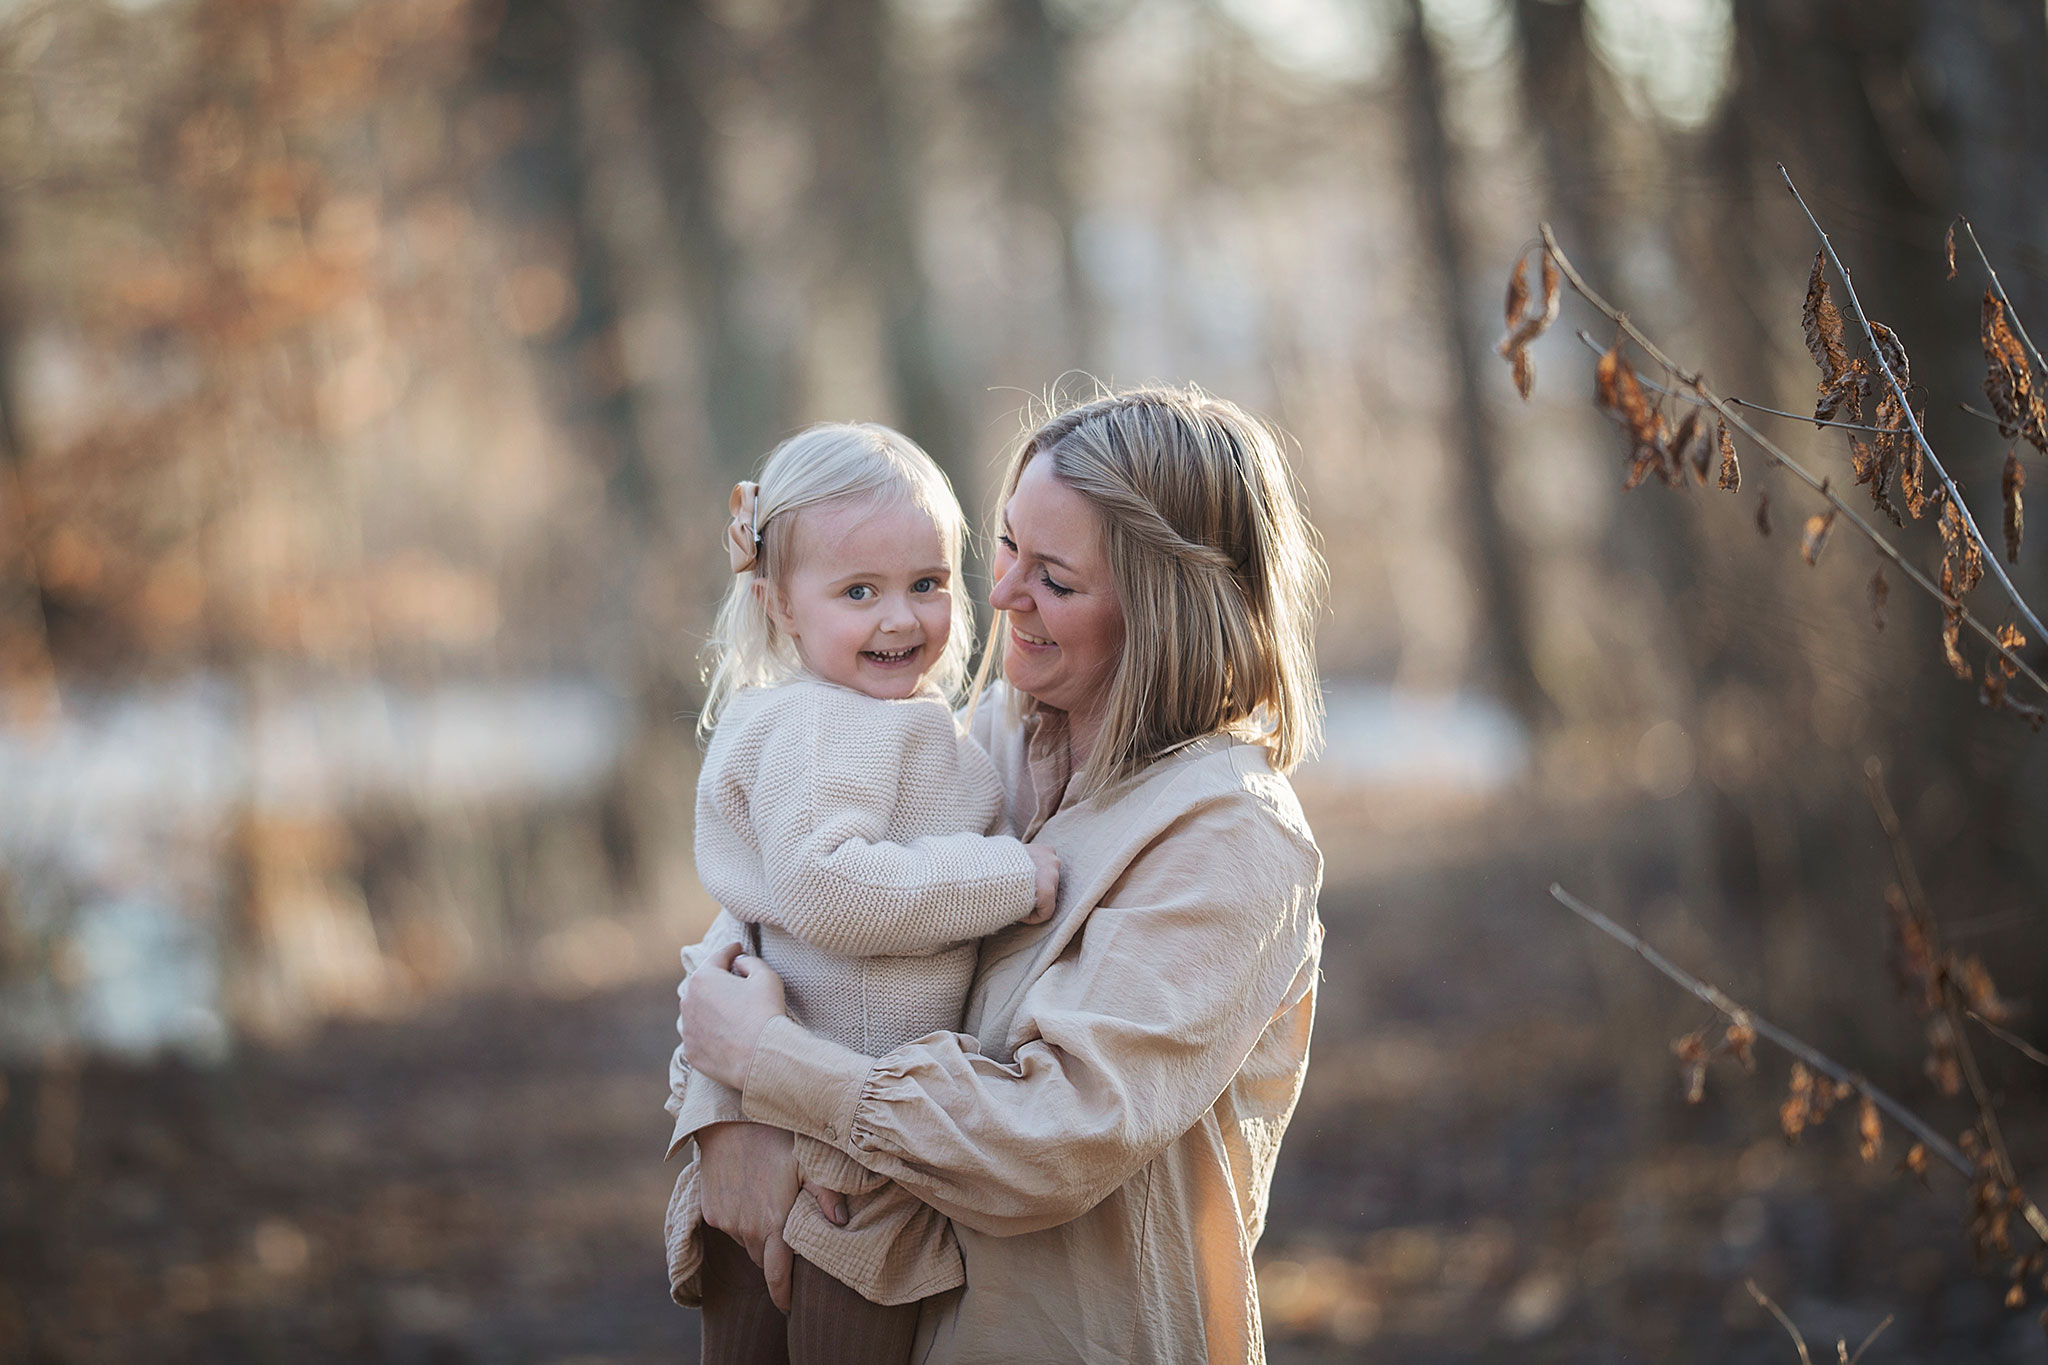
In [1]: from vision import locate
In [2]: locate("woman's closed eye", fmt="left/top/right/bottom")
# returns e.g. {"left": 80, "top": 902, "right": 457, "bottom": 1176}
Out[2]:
{"left": 1039, "top": 570, "right": 1074, "bottom": 598}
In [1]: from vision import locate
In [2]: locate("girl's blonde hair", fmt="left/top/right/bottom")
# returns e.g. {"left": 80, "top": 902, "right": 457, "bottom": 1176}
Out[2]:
{"left": 988, "top": 383, "right": 1325, "bottom": 795}
{"left": 700, "top": 422, "right": 974, "bottom": 733}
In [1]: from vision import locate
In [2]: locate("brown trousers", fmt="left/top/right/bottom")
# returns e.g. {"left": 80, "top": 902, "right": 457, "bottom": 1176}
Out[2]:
{"left": 699, "top": 1228, "right": 922, "bottom": 1365}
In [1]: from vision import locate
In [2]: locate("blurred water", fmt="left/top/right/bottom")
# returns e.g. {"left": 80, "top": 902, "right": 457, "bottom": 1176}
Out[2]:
{"left": 0, "top": 676, "right": 630, "bottom": 1060}
{"left": 1309, "top": 682, "right": 1529, "bottom": 793}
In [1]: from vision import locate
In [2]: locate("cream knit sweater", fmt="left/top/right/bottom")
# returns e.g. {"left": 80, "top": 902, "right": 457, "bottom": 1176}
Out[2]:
{"left": 670, "top": 676, "right": 1038, "bottom": 1306}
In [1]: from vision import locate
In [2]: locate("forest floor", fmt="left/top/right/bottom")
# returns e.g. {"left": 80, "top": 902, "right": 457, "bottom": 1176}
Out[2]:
{"left": 3, "top": 788, "right": 2042, "bottom": 1364}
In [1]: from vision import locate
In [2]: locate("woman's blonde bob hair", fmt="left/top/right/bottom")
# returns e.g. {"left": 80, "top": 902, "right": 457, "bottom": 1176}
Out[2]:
{"left": 988, "top": 383, "right": 1325, "bottom": 795}
{"left": 700, "top": 422, "right": 974, "bottom": 733}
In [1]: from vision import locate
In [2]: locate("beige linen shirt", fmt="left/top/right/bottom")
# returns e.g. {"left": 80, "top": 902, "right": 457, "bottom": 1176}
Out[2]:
{"left": 668, "top": 685, "right": 1323, "bottom": 1363}
{"left": 667, "top": 677, "right": 1038, "bottom": 1306}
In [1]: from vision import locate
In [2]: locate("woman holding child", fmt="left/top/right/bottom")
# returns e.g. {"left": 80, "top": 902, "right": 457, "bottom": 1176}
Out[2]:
{"left": 670, "top": 386, "right": 1327, "bottom": 1364}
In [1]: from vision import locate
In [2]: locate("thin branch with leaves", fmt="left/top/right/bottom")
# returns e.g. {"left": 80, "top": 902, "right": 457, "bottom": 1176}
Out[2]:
{"left": 1526, "top": 225, "right": 2047, "bottom": 707}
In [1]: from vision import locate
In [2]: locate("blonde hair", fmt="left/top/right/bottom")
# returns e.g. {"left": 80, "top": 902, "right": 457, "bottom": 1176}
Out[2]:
{"left": 987, "top": 383, "right": 1325, "bottom": 794}
{"left": 700, "top": 422, "right": 974, "bottom": 733}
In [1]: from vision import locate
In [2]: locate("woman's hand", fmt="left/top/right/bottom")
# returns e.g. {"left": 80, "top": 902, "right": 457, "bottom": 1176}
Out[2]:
{"left": 678, "top": 942, "right": 790, "bottom": 1090}
{"left": 696, "top": 1120, "right": 799, "bottom": 1311}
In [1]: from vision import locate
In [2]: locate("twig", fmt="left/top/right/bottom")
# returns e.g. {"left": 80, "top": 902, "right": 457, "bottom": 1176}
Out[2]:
{"left": 1958, "top": 216, "right": 2048, "bottom": 385}
{"left": 1747, "top": 1280, "right": 1813, "bottom": 1365}
{"left": 1968, "top": 1010, "right": 2048, "bottom": 1069}
{"left": 1573, "top": 334, "right": 1891, "bottom": 434}
{"left": 1864, "top": 757, "right": 2048, "bottom": 1246}
{"left": 1547, "top": 883, "right": 1970, "bottom": 1175}
{"left": 1780, "top": 167, "right": 2048, "bottom": 647}
{"left": 1846, "top": 1314, "right": 1894, "bottom": 1365}
{"left": 1541, "top": 224, "right": 2048, "bottom": 702}
{"left": 1729, "top": 394, "right": 1895, "bottom": 435}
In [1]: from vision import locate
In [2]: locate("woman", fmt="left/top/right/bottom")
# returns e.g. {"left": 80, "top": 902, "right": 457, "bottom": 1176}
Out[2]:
{"left": 672, "top": 384, "right": 1327, "bottom": 1364}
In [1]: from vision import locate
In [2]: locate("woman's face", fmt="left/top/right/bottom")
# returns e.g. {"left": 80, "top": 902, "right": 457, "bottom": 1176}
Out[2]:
{"left": 991, "top": 455, "right": 1126, "bottom": 740}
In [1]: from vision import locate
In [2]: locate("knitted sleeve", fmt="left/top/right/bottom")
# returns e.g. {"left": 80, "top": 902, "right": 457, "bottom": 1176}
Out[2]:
{"left": 746, "top": 690, "right": 1038, "bottom": 958}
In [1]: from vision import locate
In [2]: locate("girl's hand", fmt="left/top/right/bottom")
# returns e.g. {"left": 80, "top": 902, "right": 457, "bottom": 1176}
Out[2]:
{"left": 1023, "top": 844, "right": 1061, "bottom": 924}
{"left": 696, "top": 1120, "right": 800, "bottom": 1311}
{"left": 678, "top": 942, "right": 790, "bottom": 1090}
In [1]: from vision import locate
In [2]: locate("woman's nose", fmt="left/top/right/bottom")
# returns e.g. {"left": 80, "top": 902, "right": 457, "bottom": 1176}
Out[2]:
{"left": 989, "top": 559, "right": 1027, "bottom": 613}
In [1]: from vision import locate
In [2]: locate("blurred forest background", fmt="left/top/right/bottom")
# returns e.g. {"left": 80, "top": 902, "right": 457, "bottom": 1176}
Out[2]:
{"left": 1, "top": 0, "right": 2045, "bottom": 1360}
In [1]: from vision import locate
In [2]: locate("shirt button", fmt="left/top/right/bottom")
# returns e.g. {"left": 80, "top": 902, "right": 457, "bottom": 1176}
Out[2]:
{"left": 823, "top": 1123, "right": 837, "bottom": 1139}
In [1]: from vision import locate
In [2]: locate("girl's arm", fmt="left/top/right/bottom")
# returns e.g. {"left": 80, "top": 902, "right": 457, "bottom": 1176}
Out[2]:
{"left": 682, "top": 791, "right": 1322, "bottom": 1236}
{"left": 739, "top": 693, "right": 1043, "bottom": 956}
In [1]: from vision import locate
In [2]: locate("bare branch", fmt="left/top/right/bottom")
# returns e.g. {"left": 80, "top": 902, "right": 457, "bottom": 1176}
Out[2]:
{"left": 1780, "top": 167, "right": 2047, "bottom": 646}
{"left": 1746, "top": 1280, "right": 1813, "bottom": 1365}
{"left": 1864, "top": 756, "right": 2048, "bottom": 1246}
{"left": 1547, "top": 883, "right": 1970, "bottom": 1175}
{"left": 1957, "top": 217, "right": 2048, "bottom": 384}
{"left": 1967, "top": 1010, "right": 2048, "bottom": 1069}
{"left": 1541, "top": 224, "right": 2048, "bottom": 702}
{"left": 1573, "top": 333, "right": 1890, "bottom": 433}
{"left": 1728, "top": 395, "right": 1894, "bottom": 435}
{"left": 1846, "top": 1314, "right": 1894, "bottom": 1365}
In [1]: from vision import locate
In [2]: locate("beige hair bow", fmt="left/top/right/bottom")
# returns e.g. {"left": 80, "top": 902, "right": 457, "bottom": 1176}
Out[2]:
{"left": 727, "top": 481, "right": 762, "bottom": 574}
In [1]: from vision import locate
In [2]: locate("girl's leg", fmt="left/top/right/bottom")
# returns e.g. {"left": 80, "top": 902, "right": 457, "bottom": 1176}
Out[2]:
{"left": 698, "top": 1229, "right": 789, "bottom": 1365}
{"left": 786, "top": 1258, "right": 920, "bottom": 1365}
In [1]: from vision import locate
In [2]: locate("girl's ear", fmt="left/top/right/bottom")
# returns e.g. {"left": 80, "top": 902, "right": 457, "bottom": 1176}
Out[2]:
{"left": 753, "top": 577, "right": 797, "bottom": 640}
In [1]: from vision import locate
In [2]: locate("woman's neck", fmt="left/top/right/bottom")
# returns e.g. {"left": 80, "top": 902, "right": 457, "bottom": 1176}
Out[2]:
{"left": 1065, "top": 704, "right": 1105, "bottom": 774}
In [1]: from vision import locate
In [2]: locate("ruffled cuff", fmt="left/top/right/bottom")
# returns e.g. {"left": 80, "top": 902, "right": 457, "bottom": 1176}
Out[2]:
{"left": 741, "top": 1015, "right": 872, "bottom": 1152}
{"left": 665, "top": 1061, "right": 746, "bottom": 1160}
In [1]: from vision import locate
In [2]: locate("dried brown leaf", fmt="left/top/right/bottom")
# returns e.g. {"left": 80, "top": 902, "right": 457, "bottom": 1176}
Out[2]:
{"left": 1802, "top": 251, "right": 1849, "bottom": 383}
{"left": 1940, "top": 499, "right": 1985, "bottom": 598}
{"left": 1869, "top": 567, "right": 1889, "bottom": 631}
{"left": 1941, "top": 605, "right": 1973, "bottom": 681}
{"left": 1503, "top": 255, "right": 1529, "bottom": 335}
{"left": 1672, "top": 1029, "right": 1711, "bottom": 1103}
{"left": 1868, "top": 320, "right": 1912, "bottom": 391}
{"left": 2003, "top": 450, "right": 2025, "bottom": 563}
{"left": 1596, "top": 339, "right": 1621, "bottom": 411}
{"left": 1945, "top": 219, "right": 1958, "bottom": 281}
{"left": 1857, "top": 1095, "right": 1883, "bottom": 1163}
{"left": 1996, "top": 623, "right": 2026, "bottom": 679}
{"left": 1900, "top": 1141, "right": 1930, "bottom": 1183}
{"left": 1716, "top": 423, "right": 1740, "bottom": 491}
{"left": 1673, "top": 410, "right": 1707, "bottom": 485}
{"left": 1981, "top": 292, "right": 2048, "bottom": 455}
{"left": 1723, "top": 1016, "right": 1757, "bottom": 1071}
{"left": 1780, "top": 1061, "right": 1814, "bottom": 1141}
{"left": 1955, "top": 955, "right": 2015, "bottom": 1025}
{"left": 1756, "top": 491, "right": 1772, "bottom": 538}
{"left": 1925, "top": 1015, "right": 1964, "bottom": 1095}
{"left": 1497, "top": 250, "right": 1561, "bottom": 392}
{"left": 1802, "top": 506, "right": 1838, "bottom": 566}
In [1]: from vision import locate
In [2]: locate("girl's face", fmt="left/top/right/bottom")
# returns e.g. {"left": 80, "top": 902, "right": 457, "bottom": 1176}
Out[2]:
{"left": 758, "top": 494, "right": 954, "bottom": 701}
{"left": 990, "top": 455, "right": 1126, "bottom": 748}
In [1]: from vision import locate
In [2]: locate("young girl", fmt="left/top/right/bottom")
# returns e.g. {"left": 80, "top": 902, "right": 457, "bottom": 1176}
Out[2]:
{"left": 665, "top": 422, "right": 1060, "bottom": 1362}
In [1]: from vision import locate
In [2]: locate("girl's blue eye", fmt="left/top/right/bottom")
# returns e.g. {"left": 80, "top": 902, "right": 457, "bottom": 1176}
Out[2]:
{"left": 846, "top": 585, "right": 874, "bottom": 601}
{"left": 1039, "top": 571, "right": 1074, "bottom": 598}
{"left": 913, "top": 577, "right": 939, "bottom": 593}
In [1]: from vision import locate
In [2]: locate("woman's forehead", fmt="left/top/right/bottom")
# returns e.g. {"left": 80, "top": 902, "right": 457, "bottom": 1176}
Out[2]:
{"left": 1005, "top": 456, "right": 1103, "bottom": 555}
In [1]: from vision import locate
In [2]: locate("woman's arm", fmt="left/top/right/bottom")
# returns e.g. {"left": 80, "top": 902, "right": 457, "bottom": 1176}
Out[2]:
{"left": 683, "top": 792, "right": 1322, "bottom": 1237}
